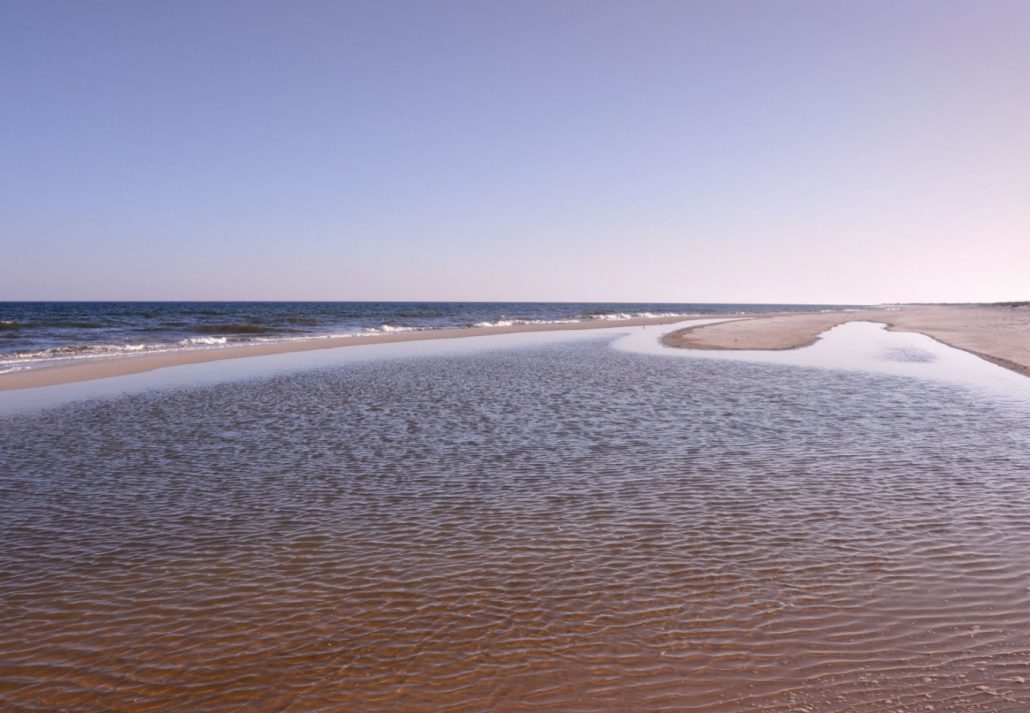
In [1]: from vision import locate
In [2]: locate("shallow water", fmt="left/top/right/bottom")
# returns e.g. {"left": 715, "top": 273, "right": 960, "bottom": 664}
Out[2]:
{"left": 3, "top": 332, "right": 1030, "bottom": 711}
{"left": 620, "top": 320, "right": 1030, "bottom": 403}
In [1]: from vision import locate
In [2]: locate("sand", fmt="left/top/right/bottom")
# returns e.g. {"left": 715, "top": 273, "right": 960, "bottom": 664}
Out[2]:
{"left": 0, "top": 314, "right": 704, "bottom": 392}
{"left": 664, "top": 304, "right": 1030, "bottom": 377}
{"left": 663, "top": 311, "right": 878, "bottom": 350}
{"left": 6, "top": 304, "right": 1029, "bottom": 392}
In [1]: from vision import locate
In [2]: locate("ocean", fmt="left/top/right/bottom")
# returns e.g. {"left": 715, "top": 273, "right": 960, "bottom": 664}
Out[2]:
{"left": 0, "top": 301, "right": 859, "bottom": 373}
{"left": 2, "top": 320, "right": 1030, "bottom": 710}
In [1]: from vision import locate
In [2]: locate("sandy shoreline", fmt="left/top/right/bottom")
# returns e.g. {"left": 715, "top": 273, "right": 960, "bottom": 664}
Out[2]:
{"left": 663, "top": 304, "right": 1030, "bottom": 378}
{"left": 5, "top": 304, "right": 1029, "bottom": 392}
{"left": 0, "top": 314, "right": 705, "bottom": 391}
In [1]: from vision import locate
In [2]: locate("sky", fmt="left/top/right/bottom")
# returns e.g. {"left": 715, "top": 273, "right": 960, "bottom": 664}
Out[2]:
{"left": 1, "top": 1, "right": 1028, "bottom": 304}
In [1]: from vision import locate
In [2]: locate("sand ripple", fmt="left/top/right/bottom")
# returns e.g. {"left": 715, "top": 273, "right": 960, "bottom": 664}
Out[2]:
{"left": 3, "top": 343, "right": 1030, "bottom": 711}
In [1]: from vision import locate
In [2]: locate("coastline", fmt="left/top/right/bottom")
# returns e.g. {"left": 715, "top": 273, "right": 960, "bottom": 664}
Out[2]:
{"left": 6, "top": 303, "right": 1029, "bottom": 392}
{"left": 663, "top": 304, "right": 1030, "bottom": 378}
{"left": 0, "top": 314, "right": 708, "bottom": 391}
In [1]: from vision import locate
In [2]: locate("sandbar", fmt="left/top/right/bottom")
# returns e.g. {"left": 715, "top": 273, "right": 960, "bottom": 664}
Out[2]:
{"left": 664, "top": 304, "right": 1030, "bottom": 377}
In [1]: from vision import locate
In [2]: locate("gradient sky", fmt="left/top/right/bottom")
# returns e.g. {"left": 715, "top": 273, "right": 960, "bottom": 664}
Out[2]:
{"left": 2, "top": 1, "right": 1028, "bottom": 303}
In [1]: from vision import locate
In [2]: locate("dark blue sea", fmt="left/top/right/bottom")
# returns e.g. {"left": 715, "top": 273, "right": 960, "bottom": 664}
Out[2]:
{"left": 0, "top": 301, "right": 863, "bottom": 372}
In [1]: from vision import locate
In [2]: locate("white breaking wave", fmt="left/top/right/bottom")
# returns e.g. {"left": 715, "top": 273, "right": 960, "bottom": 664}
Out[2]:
{"left": 472, "top": 313, "right": 695, "bottom": 328}
{"left": 589, "top": 311, "right": 695, "bottom": 320}
{"left": 371, "top": 324, "right": 417, "bottom": 333}
{"left": 473, "top": 318, "right": 581, "bottom": 328}
{"left": 180, "top": 336, "right": 229, "bottom": 346}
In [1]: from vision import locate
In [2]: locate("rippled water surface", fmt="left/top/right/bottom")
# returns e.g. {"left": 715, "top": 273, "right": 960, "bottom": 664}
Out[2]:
{"left": 3, "top": 337, "right": 1030, "bottom": 711}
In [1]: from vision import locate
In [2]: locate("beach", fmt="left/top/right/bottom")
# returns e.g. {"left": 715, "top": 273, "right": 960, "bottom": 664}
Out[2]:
{"left": 8, "top": 0, "right": 1028, "bottom": 709}
{"left": 664, "top": 304, "right": 1030, "bottom": 377}
{"left": 5, "top": 303, "right": 1030, "bottom": 393}
{"left": 4, "top": 321, "right": 1030, "bottom": 711}
{"left": 0, "top": 313, "right": 702, "bottom": 391}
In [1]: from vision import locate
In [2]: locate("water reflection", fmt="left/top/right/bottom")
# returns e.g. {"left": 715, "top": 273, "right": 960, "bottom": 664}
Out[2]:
{"left": 619, "top": 320, "right": 1030, "bottom": 402}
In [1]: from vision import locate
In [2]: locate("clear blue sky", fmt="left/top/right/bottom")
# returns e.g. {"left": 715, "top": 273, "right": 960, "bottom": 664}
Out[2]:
{"left": 2, "top": 1, "right": 1028, "bottom": 303}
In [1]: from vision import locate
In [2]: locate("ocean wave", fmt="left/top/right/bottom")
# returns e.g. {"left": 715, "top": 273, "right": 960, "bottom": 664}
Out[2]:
{"left": 0, "top": 343, "right": 155, "bottom": 365}
{"left": 587, "top": 311, "right": 694, "bottom": 320}
{"left": 472, "top": 312, "right": 694, "bottom": 328}
{"left": 393, "top": 309, "right": 445, "bottom": 318}
{"left": 370, "top": 324, "right": 417, "bottom": 333}
{"left": 0, "top": 337, "right": 238, "bottom": 368}
{"left": 14, "top": 320, "right": 108, "bottom": 329}
{"left": 194, "top": 323, "right": 279, "bottom": 334}
{"left": 180, "top": 336, "right": 229, "bottom": 346}
{"left": 249, "top": 331, "right": 364, "bottom": 344}
{"left": 473, "top": 318, "right": 580, "bottom": 328}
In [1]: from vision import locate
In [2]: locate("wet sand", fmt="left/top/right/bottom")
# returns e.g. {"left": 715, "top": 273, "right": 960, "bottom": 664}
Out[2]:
{"left": 0, "top": 314, "right": 700, "bottom": 392}
{"left": 664, "top": 304, "right": 1030, "bottom": 377}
